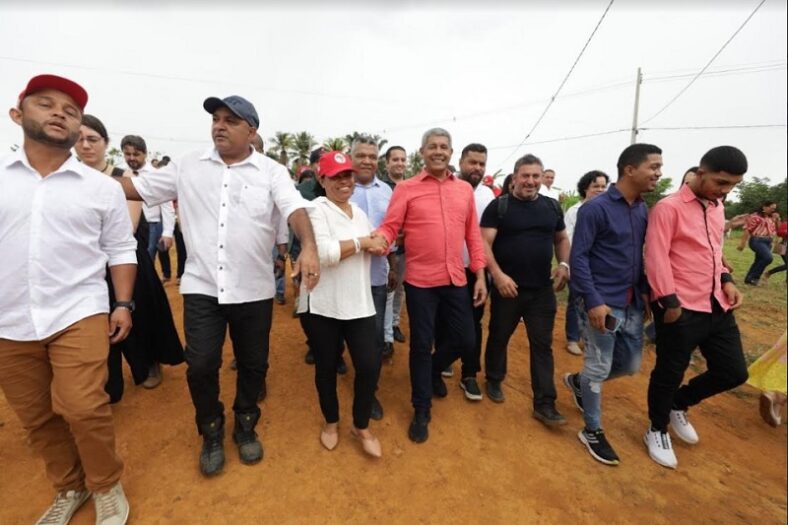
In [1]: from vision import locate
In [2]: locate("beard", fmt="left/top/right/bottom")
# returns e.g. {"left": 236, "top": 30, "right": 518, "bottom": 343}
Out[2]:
{"left": 23, "top": 118, "right": 78, "bottom": 149}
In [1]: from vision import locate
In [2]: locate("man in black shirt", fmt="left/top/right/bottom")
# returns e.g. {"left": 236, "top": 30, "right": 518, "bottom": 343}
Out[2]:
{"left": 480, "top": 153, "right": 570, "bottom": 426}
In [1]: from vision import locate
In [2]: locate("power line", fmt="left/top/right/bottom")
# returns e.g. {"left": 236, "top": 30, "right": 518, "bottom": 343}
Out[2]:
{"left": 642, "top": 124, "right": 786, "bottom": 130}
{"left": 645, "top": 63, "right": 785, "bottom": 83}
{"left": 493, "top": 0, "right": 615, "bottom": 170}
{"left": 641, "top": 0, "right": 768, "bottom": 125}
{"left": 488, "top": 128, "right": 628, "bottom": 151}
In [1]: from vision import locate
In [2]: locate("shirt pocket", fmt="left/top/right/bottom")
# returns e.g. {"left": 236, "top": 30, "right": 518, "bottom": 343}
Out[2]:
{"left": 240, "top": 184, "right": 272, "bottom": 218}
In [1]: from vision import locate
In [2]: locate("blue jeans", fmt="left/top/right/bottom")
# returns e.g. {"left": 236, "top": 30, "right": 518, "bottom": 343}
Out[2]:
{"left": 745, "top": 237, "right": 774, "bottom": 283}
{"left": 147, "top": 221, "right": 163, "bottom": 260}
{"left": 577, "top": 300, "right": 644, "bottom": 431}
{"left": 564, "top": 290, "right": 581, "bottom": 343}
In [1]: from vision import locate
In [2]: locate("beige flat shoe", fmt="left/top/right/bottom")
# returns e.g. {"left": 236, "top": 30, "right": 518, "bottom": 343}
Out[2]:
{"left": 320, "top": 426, "right": 339, "bottom": 451}
{"left": 351, "top": 427, "right": 382, "bottom": 458}
{"left": 759, "top": 392, "right": 782, "bottom": 427}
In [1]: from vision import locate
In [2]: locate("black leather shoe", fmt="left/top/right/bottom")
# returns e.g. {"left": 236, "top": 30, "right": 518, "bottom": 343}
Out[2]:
{"left": 233, "top": 412, "right": 264, "bottom": 465}
{"left": 486, "top": 380, "right": 505, "bottom": 403}
{"left": 370, "top": 396, "right": 384, "bottom": 421}
{"left": 533, "top": 405, "right": 567, "bottom": 427}
{"left": 393, "top": 326, "right": 406, "bottom": 343}
{"left": 408, "top": 410, "right": 431, "bottom": 443}
{"left": 432, "top": 376, "right": 448, "bottom": 398}
{"left": 198, "top": 416, "right": 225, "bottom": 477}
{"left": 382, "top": 343, "right": 394, "bottom": 359}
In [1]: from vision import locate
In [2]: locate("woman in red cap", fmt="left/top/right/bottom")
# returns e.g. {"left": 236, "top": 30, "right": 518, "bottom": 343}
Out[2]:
{"left": 296, "top": 151, "right": 388, "bottom": 458}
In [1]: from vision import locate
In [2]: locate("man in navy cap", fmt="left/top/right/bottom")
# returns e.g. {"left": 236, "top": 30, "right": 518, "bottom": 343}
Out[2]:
{"left": 119, "top": 95, "right": 319, "bottom": 477}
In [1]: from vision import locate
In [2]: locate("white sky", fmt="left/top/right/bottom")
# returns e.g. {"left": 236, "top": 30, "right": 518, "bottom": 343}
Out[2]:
{"left": 1, "top": 1, "right": 786, "bottom": 194}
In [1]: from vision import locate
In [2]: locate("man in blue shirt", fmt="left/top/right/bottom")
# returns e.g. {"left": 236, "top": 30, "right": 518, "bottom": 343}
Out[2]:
{"left": 349, "top": 135, "right": 394, "bottom": 421}
{"left": 563, "top": 143, "right": 661, "bottom": 466}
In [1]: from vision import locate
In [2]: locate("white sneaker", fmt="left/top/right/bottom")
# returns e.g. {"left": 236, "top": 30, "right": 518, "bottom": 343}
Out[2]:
{"left": 670, "top": 409, "right": 699, "bottom": 444}
{"left": 36, "top": 489, "right": 90, "bottom": 525}
{"left": 566, "top": 341, "right": 582, "bottom": 355}
{"left": 93, "top": 482, "right": 129, "bottom": 525}
{"left": 644, "top": 428, "right": 678, "bottom": 469}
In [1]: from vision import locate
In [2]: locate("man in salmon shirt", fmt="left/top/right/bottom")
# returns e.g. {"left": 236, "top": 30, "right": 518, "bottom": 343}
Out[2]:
{"left": 643, "top": 145, "right": 748, "bottom": 469}
{"left": 375, "top": 128, "right": 487, "bottom": 443}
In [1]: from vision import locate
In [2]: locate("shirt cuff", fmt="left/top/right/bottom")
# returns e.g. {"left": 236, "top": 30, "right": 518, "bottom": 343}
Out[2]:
{"left": 108, "top": 251, "right": 138, "bottom": 266}
{"left": 658, "top": 294, "right": 681, "bottom": 309}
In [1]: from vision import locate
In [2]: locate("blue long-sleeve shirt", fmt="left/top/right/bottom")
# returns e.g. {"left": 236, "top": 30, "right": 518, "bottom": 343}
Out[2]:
{"left": 570, "top": 184, "right": 649, "bottom": 310}
{"left": 350, "top": 177, "right": 392, "bottom": 287}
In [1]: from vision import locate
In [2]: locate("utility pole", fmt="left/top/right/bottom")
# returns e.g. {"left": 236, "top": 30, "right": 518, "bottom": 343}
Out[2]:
{"left": 630, "top": 67, "right": 642, "bottom": 144}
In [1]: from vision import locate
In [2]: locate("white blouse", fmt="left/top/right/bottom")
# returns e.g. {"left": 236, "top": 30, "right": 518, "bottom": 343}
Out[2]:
{"left": 297, "top": 197, "right": 376, "bottom": 320}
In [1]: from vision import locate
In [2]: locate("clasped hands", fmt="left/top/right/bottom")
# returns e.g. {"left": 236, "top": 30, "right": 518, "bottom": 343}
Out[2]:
{"left": 362, "top": 231, "right": 389, "bottom": 256}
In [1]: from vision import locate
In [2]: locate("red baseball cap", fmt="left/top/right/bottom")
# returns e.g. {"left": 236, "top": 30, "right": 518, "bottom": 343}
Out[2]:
{"left": 18, "top": 74, "right": 88, "bottom": 111}
{"left": 319, "top": 151, "right": 355, "bottom": 178}
{"left": 482, "top": 175, "right": 494, "bottom": 186}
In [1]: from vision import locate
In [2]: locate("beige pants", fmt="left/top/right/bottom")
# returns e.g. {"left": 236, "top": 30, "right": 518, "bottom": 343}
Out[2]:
{"left": 0, "top": 314, "right": 123, "bottom": 492}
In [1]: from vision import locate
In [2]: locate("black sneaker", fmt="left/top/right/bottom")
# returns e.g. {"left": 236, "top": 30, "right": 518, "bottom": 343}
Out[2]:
{"left": 486, "top": 380, "right": 505, "bottom": 403}
{"left": 337, "top": 356, "right": 348, "bottom": 375}
{"left": 382, "top": 342, "right": 394, "bottom": 359}
{"left": 563, "top": 373, "right": 584, "bottom": 413}
{"left": 460, "top": 377, "right": 483, "bottom": 401}
{"left": 432, "top": 376, "right": 448, "bottom": 398}
{"left": 370, "top": 396, "right": 384, "bottom": 421}
{"left": 304, "top": 349, "right": 315, "bottom": 365}
{"left": 393, "top": 326, "right": 406, "bottom": 343}
{"left": 578, "top": 428, "right": 620, "bottom": 466}
{"left": 408, "top": 410, "right": 431, "bottom": 443}
{"left": 533, "top": 405, "right": 567, "bottom": 427}
{"left": 441, "top": 366, "right": 454, "bottom": 378}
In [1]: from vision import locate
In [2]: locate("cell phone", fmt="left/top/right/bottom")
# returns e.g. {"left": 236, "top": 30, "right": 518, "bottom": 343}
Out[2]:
{"left": 604, "top": 314, "right": 619, "bottom": 331}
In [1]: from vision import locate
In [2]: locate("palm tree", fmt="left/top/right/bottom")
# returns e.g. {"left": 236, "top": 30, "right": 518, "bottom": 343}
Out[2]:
{"left": 268, "top": 131, "right": 295, "bottom": 167}
{"left": 322, "top": 137, "right": 347, "bottom": 153}
{"left": 291, "top": 131, "right": 317, "bottom": 170}
{"left": 405, "top": 151, "right": 424, "bottom": 179}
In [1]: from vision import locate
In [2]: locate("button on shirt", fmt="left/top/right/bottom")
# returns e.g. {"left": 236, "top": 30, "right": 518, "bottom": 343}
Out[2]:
{"left": 377, "top": 170, "right": 486, "bottom": 288}
{"left": 646, "top": 183, "right": 731, "bottom": 313}
{"left": 132, "top": 147, "right": 310, "bottom": 304}
{"left": 349, "top": 177, "right": 392, "bottom": 287}
{"left": 570, "top": 184, "right": 648, "bottom": 310}
{"left": 0, "top": 151, "right": 138, "bottom": 341}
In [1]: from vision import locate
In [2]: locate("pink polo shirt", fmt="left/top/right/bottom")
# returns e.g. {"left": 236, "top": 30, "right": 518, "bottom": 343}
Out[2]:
{"left": 645, "top": 183, "right": 731, "bottom": 313}
{"left": 377, "top": 170, "right": 486, "bottom": 288}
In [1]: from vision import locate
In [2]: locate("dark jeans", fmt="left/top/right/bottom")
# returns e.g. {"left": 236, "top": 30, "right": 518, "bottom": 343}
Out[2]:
{"left": 647, "top": 300, "right": 748, "bottom": 431}
{"left": 303, "top": 313, "right": 379, "bottom": 429}
{"left": 745, "top": 236, "right": 774, "bottom": 283}
{"left": 371, "top": 285, "right": 388, "bottom": 357}
{"left": 435, "top": 269, "right": 485, "bottom": 378}
{"left": 564, "top": 289, "right": 580, "bottom": 343}
{"left": 767, "top": 253, "right": 787, "bottom": 277}
{"left": 405, "top": 282, "right": 474, "bottom": 411}
{"left": 183, "top": 294, "right": 272, "bottom": 431}
{"left": 485, "top": 285, "right": 558, "bottom": 409}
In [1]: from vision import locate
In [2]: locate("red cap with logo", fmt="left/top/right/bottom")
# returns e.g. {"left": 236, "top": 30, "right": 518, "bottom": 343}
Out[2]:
{"left": 318, "top": 151, "right": 355, "bottom": 178}
{"left": 18, "top": 74, "right": 88, "bottom": 111}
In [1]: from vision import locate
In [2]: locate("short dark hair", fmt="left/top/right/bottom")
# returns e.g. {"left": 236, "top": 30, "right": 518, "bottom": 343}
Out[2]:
{"left": 81, "top": 114, "right": 109, "bottom": 142}
{"left": 460, "top": 143, "right": 487, "bottom": 160}
{"left": 544, "top": 168, "right": 555, "bottom": 174}
{"left": 680, "top": 166, "right": 699, "bottom": 185}
{"left": 384, "top": 145, "right": 406, "bottom": 162}
{"left": 577, "top": 170, "right": 610, "bottom": 198}
{"left": 309, "top": 147, "right": 325, "bottom": 165}
{"left": 298, "top": 169, "right": 316, "bottom": 184}
{"left": 699, "top": 146, "right": 748, "bottom": 176}
{"left": 616, "top": 143, "right": 662, "bottom": 179}
{"left": 512, "top": 153, "right": 543, "bottom": 175}
{"left": 158, "top": 156, "right": 171, "bottom": 167}
{"left": 758, "top": 200, "right": 777, "bottom": 213}
{"left": 120, "top": 135, "right": 147, "bottom": 154}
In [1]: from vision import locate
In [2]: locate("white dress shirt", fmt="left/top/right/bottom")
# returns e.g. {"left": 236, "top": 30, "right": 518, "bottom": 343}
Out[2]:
{"left": 462, "top": 183, "right": 496, "bottom": 267}
{"left": 0, "top": 150, "right": 138, "bottom": 341}
{"left": 296, "top": 198, "right": 375, "bottom": 320}
{"left": 142, "top": 200, "right": 176, "bottom": 237}
{"left": 564, "top": 201, "right": 583, "bottom": 244}
{"left": 132, "top": 147, "right": 310, "bottom": 304}
{"left": 538, "top": 185, "right": 561, "bottom": 200}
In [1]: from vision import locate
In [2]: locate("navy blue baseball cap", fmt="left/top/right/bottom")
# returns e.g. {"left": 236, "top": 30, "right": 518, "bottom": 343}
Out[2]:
{"left": 203, "top": 95, "right": 260, "bottom": 129}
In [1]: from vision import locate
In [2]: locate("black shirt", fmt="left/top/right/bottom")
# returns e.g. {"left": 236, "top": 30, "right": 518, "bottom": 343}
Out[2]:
{"left": 480, "top": 194, "right": 565, "bottom": 289}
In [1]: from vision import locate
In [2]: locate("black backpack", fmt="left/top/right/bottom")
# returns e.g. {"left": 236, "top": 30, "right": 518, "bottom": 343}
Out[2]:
{"left": 496, "top": 193, "right": 562, "bottom": 220}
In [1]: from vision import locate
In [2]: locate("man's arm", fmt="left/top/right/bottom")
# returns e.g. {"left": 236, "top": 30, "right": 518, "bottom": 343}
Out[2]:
{"left": 288, "top": 208, "right": 320, "bottom": 291}
{"left": 552, "top": 229, "right": 570, "bottom": 291}
{"left": 645, "top": 203, "right": 681, "bottom": 323}
{"left": 376, "top": 184, "right": 407, "bottom": 246}
{"left": 108, "top": 264, "right": 136, "bottom": 343}
{"left": 570, "top": 205, "right": 608, "bottom": 330}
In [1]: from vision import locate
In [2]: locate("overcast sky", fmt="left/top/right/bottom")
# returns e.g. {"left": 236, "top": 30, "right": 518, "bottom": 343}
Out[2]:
{"left": 1, "top": 1, "right": 786, "bottom": 193}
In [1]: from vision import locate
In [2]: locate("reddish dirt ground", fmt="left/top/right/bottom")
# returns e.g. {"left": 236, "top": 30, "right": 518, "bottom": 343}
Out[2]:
{"left": 1, "top": 277, "right": 786, "bottom": 524}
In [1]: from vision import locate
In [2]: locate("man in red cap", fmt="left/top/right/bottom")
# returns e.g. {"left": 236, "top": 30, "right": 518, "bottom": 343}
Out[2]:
{"left": 0, "top": 74, "right": 135, "bottom": 524}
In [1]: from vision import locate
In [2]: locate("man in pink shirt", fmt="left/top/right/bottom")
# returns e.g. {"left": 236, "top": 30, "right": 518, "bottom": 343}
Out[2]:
{"left": 643, "top": 146, "right": 748, "bottom": 469}
{"left": 376, "top": 128, "right": 487, "bottom": 443}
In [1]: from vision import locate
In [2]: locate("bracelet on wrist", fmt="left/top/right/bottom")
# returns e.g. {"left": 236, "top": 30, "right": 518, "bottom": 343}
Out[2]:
{"left": 352, "top": 238, "right": 361, "bottom": 253}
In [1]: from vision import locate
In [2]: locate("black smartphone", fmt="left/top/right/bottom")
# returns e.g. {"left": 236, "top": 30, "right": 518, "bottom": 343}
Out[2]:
{"left": 604, "top": 314, "right": 619, "bottom": 331}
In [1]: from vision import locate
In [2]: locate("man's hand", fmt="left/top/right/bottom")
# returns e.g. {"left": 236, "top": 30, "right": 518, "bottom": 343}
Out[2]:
{"left": 588, "top": 304, "right": 611, "bottom": 331}
{"left": 723, "top": 282, "right": 744, "bottom": 309}
{"left": 493, "top": 271, "right": 518, "bottom": 298}
{"left": 473, "top": 277, "right": 487, "bottom": 307}
{"left": 274, "top": 257, "right": 285, "bottom": 277}
{"left": 552, "top": 265, "right": 569, "bottom": 292}
{"left": 663, "top": 306, "right": 682, "bottom": 324}
{"left": 108, "top": 308, "right": 133, "bottom": 344}
{"left": 364, "top": 233, "right": 389, "bottom": 256}
{"left": 292, "top": 244, "right": 320, "bottom": 291}
{"left": 159, "top": 236, "right": 173, "bottom": 251}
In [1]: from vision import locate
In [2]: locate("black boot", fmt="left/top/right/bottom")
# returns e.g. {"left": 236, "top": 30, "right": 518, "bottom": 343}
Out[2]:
{"left": 233, "top": 412, "right": 264, "bottom": 465}
{"left": 198, "top": 416, "right": 225, "bottom": 477}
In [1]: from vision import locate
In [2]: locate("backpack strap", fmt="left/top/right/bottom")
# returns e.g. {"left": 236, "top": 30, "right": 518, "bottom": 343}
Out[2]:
{"left": 496, "top": 194, "right": 509, "bottom": 219}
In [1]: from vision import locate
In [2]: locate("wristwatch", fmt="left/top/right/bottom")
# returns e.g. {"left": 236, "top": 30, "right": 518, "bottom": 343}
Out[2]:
{"left": 558, "top": 261, "right": 570, "bottom": 271}
{"left": 113, "top": 300, "right": 136, "bottom": 312}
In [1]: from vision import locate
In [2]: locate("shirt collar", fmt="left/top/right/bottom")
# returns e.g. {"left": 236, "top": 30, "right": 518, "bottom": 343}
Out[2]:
{"left": 199, "top": 146, "right": 260, "bottom": 169}
{"left": 355, "top": 176, "right": 382, "bottom": 189}
{"left": 3, "top": 148, "right": 84, "bottom": 178}
{"left": 607, "top": 183, "right": 643, "bottom": 204}
{"left": 416, "top": 169, "right": 456, "bottom": 182}
{"left": 679, "top": 182, "right": 719, "bottom": 207}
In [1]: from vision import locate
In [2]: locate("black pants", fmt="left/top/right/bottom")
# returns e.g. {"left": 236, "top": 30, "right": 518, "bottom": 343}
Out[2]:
{"left": 405, "top": 282, "right": 474, "bottom": 411}
{"left": 435, "top": 269, "right": 486, "bottom": 378}
{"left": 183, "top": 294, "right": 272, "bottom": 431}
{"left": 303, "top": 313, "right": 379, "bottom": 429}
{"left": 485, "top": 285, "right": 557, "bottom": 409}
{"left": 647, "top": 300, "right": 748, "bottom": 431}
